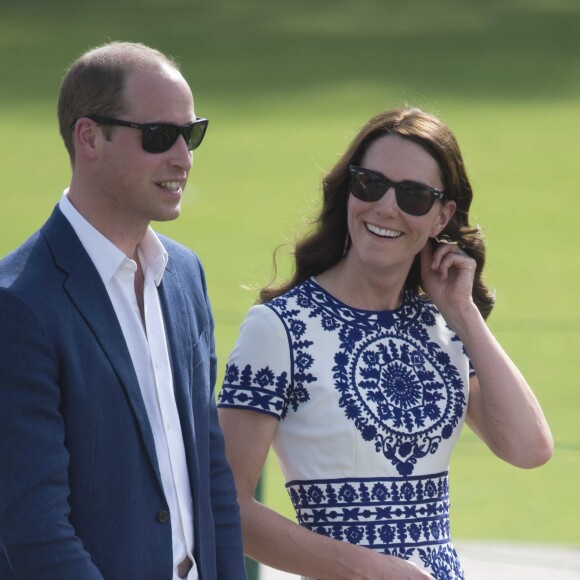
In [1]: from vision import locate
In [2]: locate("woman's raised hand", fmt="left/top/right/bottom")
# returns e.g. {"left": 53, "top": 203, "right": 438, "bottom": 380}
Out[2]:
{"left": 420, "top": 239, "right": 478, "bottom": 328}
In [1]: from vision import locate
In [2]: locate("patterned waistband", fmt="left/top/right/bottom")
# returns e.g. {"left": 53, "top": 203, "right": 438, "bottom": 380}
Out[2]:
{"left": 286, "top": 473, "right": 451, "bottom": 550}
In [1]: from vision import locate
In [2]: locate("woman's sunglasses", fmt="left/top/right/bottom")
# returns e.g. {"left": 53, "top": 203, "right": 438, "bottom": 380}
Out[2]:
{"left": 349, "top": 165, "right": 445, "bottom": 216}
{"left": 81, "top": 115, "right": 209, "bottom": 153}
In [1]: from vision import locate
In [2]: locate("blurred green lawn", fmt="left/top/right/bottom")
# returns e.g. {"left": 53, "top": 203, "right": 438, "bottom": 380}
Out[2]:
{"left": 1, "top": 0, "right": 578, "bottom": 547}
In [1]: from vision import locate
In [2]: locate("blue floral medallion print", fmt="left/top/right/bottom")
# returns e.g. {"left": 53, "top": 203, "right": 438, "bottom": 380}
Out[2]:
{"left": 291, "top": 280, "right": 467, "bottom": 477}
{"left": 337, "top": 325, "right": 466, "bottom": 476}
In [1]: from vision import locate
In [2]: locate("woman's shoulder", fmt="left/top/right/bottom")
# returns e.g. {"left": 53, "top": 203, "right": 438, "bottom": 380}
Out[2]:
{"left": 258, "top": 278, "right": 317, "bottom": 314}
{"left": 265, "top": 278, "right": 314, "bottom": 301}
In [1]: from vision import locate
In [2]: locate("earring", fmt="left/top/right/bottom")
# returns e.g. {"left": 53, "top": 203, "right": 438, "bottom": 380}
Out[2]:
{"left": 343, "top": 232, "right": 351, "bottom": 256}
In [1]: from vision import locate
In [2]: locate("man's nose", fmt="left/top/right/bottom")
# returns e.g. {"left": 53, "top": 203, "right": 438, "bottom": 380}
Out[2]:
{"left": 169, "top": 135, "right": 193, "bottom": 170}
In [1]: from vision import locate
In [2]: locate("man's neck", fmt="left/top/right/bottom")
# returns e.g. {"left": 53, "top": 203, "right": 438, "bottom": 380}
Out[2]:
{"left": 66, "top": 187, "right": 148, "bottom": 258}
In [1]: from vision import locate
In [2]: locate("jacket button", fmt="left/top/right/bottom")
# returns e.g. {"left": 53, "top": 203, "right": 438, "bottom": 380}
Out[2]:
{"left": 157, "top": 510, "right": 170, "bottom": 524}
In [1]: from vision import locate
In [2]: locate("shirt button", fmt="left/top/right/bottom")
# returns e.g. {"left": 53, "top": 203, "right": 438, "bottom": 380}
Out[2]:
{"left": 157, "top": 510, "right": 170, "bottom": 524}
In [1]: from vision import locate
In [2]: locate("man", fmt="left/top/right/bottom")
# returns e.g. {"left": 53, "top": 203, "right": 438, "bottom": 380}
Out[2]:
{"left": 0, "top": 42, "right": 246, "bottom": 579}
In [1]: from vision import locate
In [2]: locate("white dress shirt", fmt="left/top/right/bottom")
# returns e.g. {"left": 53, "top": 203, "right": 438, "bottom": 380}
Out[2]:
{"left": 60, "top": 192, "right": 198, "bottom": 580}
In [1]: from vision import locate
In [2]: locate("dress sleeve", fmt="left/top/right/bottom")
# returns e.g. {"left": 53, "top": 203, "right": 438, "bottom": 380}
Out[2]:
{"left": 218, "top": 304, "right": 291, "bottom": 419}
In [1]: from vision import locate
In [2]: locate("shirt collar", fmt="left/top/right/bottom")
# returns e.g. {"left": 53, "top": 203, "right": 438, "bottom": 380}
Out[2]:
{"left": 137, "top": 225, "right": 169, "bottom": 286}
{"left": 59, "top": 190, "right": 168, "bottom": 286}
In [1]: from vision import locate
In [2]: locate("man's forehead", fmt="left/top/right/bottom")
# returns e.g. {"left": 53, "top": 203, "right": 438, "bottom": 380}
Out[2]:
{"left": 123, "top": 66, "right": 195, "bottom": 121}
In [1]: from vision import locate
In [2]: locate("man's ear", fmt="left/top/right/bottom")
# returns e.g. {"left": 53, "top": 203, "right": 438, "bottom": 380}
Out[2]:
{"left": 73, "top": 118, "right": 99, "bottom": 161}
{"left": 430, "top": 200, "right": 457, "bottom": 238}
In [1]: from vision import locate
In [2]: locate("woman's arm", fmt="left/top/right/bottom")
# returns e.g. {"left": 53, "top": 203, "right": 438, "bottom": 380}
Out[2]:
{"left": 218, "top": 407, "right": 434, "bottom": 580}
{"left": 420, "top": 242, "right": 553, "bottom": 468}
{"left": 462, "top": 314, "right": 553, "bottom": 467}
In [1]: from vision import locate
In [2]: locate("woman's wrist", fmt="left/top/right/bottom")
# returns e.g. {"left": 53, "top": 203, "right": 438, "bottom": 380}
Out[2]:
{"left": 441, "top": 299, "right": 484, "bottom": 343}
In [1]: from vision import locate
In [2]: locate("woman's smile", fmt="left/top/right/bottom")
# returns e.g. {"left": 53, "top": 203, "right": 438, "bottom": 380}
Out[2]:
{"left": 365, "top": 222, "right": 403, "bottom": 239}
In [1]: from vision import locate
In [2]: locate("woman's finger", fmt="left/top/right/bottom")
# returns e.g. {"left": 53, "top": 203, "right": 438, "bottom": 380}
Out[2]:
{"left": 430, "top": 241, "right": 461, "bottom": 270}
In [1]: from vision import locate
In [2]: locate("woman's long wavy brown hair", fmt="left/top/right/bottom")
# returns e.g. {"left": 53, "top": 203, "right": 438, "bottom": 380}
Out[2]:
{"left": 259, "top": 107, "right": 495, "bottom": 319}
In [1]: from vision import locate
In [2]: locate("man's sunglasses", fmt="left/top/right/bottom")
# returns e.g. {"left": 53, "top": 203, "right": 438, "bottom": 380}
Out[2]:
{"left": 82, "top": 115, "right": 209, "bottom": 153}
{"left": 349, "top": 165, "right": 446, "bottom": 216}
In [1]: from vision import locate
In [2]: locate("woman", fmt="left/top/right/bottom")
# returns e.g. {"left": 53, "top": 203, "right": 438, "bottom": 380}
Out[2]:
{"left": 218, "top": 108, "right": 553, "bottom": 579}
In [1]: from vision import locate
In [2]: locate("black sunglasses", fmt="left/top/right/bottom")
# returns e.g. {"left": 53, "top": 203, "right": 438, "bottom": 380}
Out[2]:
{"left": 349, "top": 165, "right": 445, "bottom": 216}
{"left": 82, "top": 115, "right": 209, "bottom": 153}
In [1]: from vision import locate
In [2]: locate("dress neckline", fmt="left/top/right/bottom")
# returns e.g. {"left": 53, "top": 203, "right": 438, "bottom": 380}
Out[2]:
{"left": 309, "top": 275, "right": 410, "bottom": 316}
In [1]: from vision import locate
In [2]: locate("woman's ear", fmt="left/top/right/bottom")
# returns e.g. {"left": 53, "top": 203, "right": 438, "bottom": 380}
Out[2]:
{"left": 430, "top": 200, "right": 457, "bottom": 238}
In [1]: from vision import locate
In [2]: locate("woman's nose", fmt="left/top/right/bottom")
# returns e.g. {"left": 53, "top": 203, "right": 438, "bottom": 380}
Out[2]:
{"left": 375, "top": 186, "right": 398, "bottom": 214}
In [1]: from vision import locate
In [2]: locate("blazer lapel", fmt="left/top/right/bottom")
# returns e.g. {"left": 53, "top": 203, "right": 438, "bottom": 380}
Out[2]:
{"left": 42, "top": 207, "right": 163, "bottom": 487}
{"left": 158, "top": 264, "right": 201, "bottom": 489}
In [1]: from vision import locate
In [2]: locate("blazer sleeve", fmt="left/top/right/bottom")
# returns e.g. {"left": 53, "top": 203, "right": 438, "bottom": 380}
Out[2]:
{"left": 209, "top": 377, "right": 247, "bottom": 577}
{"left": 0, "top": 289, "right": 103, "bottom": 579}
{"left": 198, "top": 264, "right": 247, "bottom": 578}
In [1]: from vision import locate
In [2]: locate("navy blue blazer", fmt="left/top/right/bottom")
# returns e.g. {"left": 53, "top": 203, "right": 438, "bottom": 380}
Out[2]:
{"left": 0, "top": 207, "right": 246, "bottom": 579}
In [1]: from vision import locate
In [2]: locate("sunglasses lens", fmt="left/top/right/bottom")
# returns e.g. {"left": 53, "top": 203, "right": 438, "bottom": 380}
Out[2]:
{"left": 141, "top": 123, "right": 205, "bottom": 153}
{"left": 142, "top": 124, "right": 179, "bottom": 153}
{"left": 396, "top": 184, "right": 434, "bottom": 216}
{"left": 188, "top": 120, "right": 208, "bottom": 151}
{"left": 351, "top": 174, "right": 387, "bottom": 202}
{"left": 143, "top": 120, "right": 208, "bottom": 153}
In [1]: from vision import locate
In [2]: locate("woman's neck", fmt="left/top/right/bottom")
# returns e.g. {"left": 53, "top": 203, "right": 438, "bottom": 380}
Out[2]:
{"left": 315, "top": 257, "right": 407, "bottom": 312}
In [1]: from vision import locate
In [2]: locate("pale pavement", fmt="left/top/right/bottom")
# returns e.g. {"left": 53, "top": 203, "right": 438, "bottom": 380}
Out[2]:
{"left": 259, "top": 542, "right": 580, "bottom": 579}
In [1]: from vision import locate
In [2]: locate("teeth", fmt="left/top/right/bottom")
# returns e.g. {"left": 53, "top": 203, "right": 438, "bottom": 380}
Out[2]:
{"left": 159, "top": 181, "right": 181, "bottom": 191}
{"left": 366, "top": 223, "right": 402, "bottom": 238}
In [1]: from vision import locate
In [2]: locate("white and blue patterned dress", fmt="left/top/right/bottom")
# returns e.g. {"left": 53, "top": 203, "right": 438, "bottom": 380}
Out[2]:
{"left": 218, "top": 278, "right": 472, "bottom": 579}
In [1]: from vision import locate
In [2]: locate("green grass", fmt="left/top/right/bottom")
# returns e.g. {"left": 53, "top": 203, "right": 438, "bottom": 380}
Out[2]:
{"left": 1, "top": 0, "right": 579, "bottom": 547}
